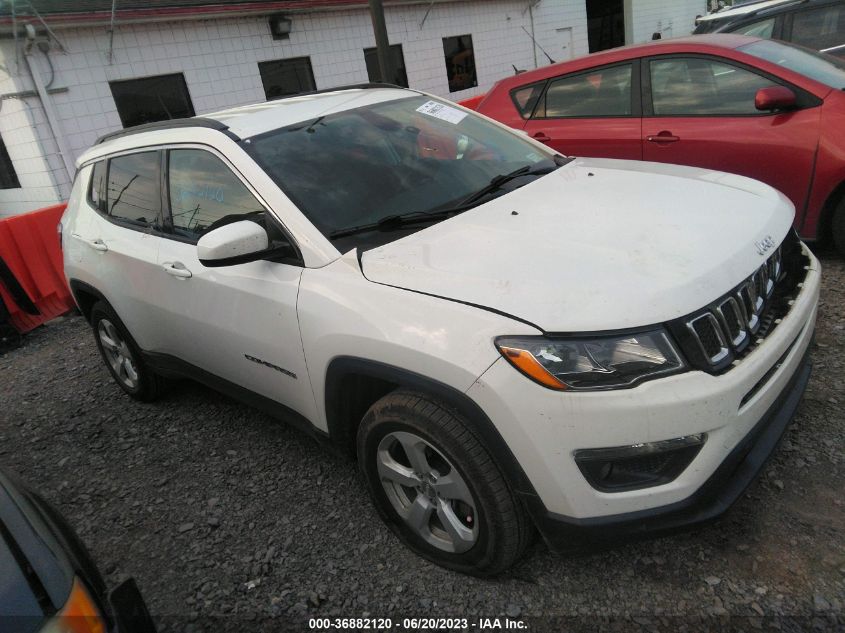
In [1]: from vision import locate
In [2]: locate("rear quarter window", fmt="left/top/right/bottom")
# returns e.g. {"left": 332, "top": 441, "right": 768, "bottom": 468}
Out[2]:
{"left": 88, "top": 160, "right": 105, "bottom": 212}
{"left": 510, "top": 83, "right": 545, "bottom": 118}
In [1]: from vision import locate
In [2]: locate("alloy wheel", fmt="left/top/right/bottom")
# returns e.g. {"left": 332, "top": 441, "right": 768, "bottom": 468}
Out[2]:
{"left": 376, "top": 431, "right": 479, "bottom": 553}
{"left": 97, "top": 318, "right": 140, "bottom": 390}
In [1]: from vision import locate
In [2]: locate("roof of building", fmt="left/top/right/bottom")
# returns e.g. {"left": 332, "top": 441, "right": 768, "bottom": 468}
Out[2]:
{"left": 0, "top": 0, "right": 425, "bottom": 18}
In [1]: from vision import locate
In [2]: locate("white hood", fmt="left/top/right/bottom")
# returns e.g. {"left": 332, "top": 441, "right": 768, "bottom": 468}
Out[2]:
{"left": 360, "top": 158, "right": 795, "bottom": 332}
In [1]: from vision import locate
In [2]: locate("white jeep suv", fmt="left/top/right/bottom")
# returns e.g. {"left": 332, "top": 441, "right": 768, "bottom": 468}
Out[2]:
{"left": 62, "top": 85, "right": 820, "bottom": 575}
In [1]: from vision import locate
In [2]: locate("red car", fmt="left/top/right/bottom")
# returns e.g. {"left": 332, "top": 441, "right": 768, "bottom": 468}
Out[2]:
{"left": 467, "top": 34, "right": 845, "bottom": 254}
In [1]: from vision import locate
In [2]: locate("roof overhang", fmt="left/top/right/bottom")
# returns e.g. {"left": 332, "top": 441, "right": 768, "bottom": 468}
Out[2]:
{"left": 0, "top": 0, "right": 462, "bottom": 31}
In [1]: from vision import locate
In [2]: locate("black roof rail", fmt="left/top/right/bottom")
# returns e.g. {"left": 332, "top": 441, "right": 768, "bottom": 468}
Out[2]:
{"left": 288, "top": 82, "right": 405, "bottom": 99}
{"left": 95, "top": 117, "right": 236, "bottom": 145}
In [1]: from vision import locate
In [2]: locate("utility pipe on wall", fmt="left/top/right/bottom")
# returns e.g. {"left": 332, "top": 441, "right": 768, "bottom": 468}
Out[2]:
{"left": 368, "top": 0, "right": 393, "bottom": 84}
{"left": 528, "top": 1, "right": 538, "bottom": 69}
{"left": 23, "top": 25, "right": 75, "bottom": 187}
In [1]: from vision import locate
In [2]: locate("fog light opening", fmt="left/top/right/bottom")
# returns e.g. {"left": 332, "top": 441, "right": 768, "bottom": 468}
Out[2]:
{"left": 574, "top": 434, "right": 706, "bottom": 493}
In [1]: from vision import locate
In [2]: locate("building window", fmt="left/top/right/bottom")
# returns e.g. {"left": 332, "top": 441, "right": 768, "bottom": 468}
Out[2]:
{"left": 442, "top": 34, "right": 477, "bottom": 93}
{"left": 0, "top": 135, "right": 20, "bottom": 189}
{"left": 259, "top": 57, "right": 316, "bottom": 100}
{"left": 586, "top": 0, "right": 625, "bottom": 53}
{"left": 109, "top": 73, "right": 195, "bottom": 129}
{"left": 363, "top": 44, "right": 409, "bottom": 87}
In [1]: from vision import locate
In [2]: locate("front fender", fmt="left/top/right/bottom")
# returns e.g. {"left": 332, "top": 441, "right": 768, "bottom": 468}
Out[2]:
{"left": 297, "top": 255, "right": 538, "bottom": 432}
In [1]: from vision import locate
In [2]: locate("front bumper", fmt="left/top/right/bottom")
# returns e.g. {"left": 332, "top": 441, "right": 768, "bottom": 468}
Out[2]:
{"left": 467, "top": 244, "right": 820, "bottom": 549}
{"left": 108, "top": 578, "right": 157, "bottom": 633}
{"left": 532, "top": 344, "right": 811, "bottom": 550}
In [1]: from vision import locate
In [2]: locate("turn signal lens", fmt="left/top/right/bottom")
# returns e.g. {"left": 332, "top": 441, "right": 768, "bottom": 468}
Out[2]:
{"left": 40, "top": 578, "right": 106, "bottom": 633}
{"left": 498, "top": 345, "right": 567, "bottom": 390}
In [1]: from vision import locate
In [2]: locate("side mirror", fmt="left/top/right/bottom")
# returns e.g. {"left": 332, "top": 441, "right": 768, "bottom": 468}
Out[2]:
{"left": 755, "top": 86, "right": 796, "bottom": 112}
{"left": 197, "top": 220, "right": 269, "bottom": 267}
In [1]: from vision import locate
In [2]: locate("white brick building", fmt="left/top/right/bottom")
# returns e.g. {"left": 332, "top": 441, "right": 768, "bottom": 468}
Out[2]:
{"left": 0, "top": 0, "right": 704, "bottom": 216}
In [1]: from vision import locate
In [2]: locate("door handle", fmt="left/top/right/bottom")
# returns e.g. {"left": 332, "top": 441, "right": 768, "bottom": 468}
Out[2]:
{"left": 162, "top": 262, "right": 192, "bottom": 279}
{"left": 532, "top": 132, "right": 551, "bottom": 142}
{"left": 72, "top": 234, "right": 109, "bottom": 252}
{"left": 646, "top": 132, "right": 680, "bottom": 144}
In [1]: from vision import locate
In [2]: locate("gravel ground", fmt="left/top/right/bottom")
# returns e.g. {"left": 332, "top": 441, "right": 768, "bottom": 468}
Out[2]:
{"left": 1, "top": 249, "right": 843, "bottom": 633}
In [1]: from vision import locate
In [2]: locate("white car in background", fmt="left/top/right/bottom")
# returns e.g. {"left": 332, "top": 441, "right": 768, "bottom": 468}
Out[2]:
{"left": 61, "top": 85, "right": 820, "bottom": 575}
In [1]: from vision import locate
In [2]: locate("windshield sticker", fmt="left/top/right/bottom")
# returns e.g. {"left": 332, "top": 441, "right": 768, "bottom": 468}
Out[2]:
{"left": 416, "top": 100, "right": 468, "bottom": 125}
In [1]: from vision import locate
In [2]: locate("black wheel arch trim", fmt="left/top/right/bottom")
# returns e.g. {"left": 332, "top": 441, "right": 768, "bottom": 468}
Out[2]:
{"left": 324, "top": 356, "right": 544, "bottom": 505}
{"left": 67, "top": 279, "right": 109, "bottom": 321}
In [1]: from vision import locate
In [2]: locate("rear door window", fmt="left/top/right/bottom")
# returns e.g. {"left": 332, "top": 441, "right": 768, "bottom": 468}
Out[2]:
{"left": 106, "top": 151, "right": 161, "bottom": 226}
{"left": 538, "top": 64, "right": 633, "bottom": 118}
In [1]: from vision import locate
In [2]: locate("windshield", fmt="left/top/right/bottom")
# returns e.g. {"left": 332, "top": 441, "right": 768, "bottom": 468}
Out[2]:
{"left": 242, "top": 95, "right": 556, "bottom": 247}
{"left": 739, "top": 39, "right": 845, "bottom": 89}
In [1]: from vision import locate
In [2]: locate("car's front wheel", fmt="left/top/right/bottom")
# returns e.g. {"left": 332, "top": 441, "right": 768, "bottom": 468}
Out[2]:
{"left": 357, "top": 390, "right": 531, "bottom": 576}
{"left": 90, "top": 301, "right": 164, "bottom": 401}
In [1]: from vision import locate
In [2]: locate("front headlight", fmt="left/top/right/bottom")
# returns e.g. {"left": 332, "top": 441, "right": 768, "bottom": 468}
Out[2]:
{"left": 495, "top": 329, "right": 686, "bottom": 391}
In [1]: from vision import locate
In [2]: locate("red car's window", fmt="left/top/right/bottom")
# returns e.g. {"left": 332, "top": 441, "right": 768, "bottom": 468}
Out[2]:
{"left": 537, "top": 64, "right": 632, "bottom": 118}
{"left": 649, "top": 58, "right": 777, "bottom": 116}
{"left": 510, "top": 83, "right": 545, "bottom": 118}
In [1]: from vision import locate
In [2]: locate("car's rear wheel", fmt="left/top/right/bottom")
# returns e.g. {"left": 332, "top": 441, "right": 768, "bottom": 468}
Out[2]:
{"left": 90, "top": 301, "right": 164, "bottom": 401}
{"left": 357, "top": 390, "right": 531, "bottom": 576}
{"left": 833, "top": 197, "right": 845, "bottom": 257}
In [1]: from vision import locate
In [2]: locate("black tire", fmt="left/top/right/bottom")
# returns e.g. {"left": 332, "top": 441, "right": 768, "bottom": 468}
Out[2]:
{"left": 90, "top": 301, "right": 165, "bottom": 401}
{"left": 357, "top": 389, "right": 532, "bottom": 576}
{"left": 833, "top": 197, "right": 845, "bottom": 257}
{"left": 0, "top": 324, "right": 22, "bottom": 354}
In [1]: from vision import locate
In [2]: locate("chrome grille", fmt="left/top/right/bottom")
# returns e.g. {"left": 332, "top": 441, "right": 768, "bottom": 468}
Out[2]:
{"left": 687, "top": 313, "right": 729, "bottom": 364}
{"left": 671, "top": 237, "right": 804, "bottom": 371}
{"left": 715, "top": 296, "right": 746, "bottom": 348}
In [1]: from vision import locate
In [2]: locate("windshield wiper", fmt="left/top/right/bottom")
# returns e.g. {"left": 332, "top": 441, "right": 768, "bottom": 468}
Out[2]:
{"left": 456, "top": 156, "right": 569, "bottom": 208}
{"left": 329, "top": 209, "right": 460, "bottom": 240}
{"left": 328, "top": 156, "right": 571, "bottom": 241}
